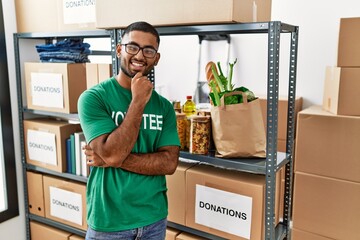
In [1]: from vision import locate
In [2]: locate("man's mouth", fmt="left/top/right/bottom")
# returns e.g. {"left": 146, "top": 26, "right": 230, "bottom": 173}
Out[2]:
{"left": 131, "top": 61, "right": 146, "bottom": 71}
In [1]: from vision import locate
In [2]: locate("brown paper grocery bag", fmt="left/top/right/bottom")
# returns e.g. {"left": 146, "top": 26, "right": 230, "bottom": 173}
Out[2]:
{"left": 210, "top": 91, "right": 266, "bottom": 158}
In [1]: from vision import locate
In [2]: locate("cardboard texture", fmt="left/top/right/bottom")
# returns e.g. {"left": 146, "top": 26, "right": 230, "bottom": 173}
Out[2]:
{"left": 185, "top": 164, "right": 280, "bottom": 240}
{"left": 292, "top": 172, "right": 360, "bottom": 240}
{"left": 292, "top": 228, "right": 333, "bottom": 240}
{"left": 166, "top": 161, "right": 198, "bottom": 225}
{"left": 25, "top": 62, "right": 86, "bottom": 113}
{"left": 30, "top": 221, "right": 71, "bottom": 240}
{"left": 86, "top": 63, "right": 112, "bottom": 89}
{"left": 96, "top": 0, "right": 272, "bottom": 29}
{"left": 69, "top": 235, "right": 85, "bottom": 240}
{"left": 175, "top": 232, "right": 208, "bottom": 240}
{"left": 26, "top": 171, "right": 45, "bottom": 217}
{"left": 294, "top": 106, "right": 360, "bottom": 182}
{"left": 24, "top": 118, "right": 81, "bottom": 173}
{"left": 166, "top": 227, "right": 182, "bottom": 240}
{"left": 43, "top": 175, "right": 87, "bottom": 230}
{"left": 337, "top": 17, "right": 360, "bottom": 67}
{"left": 323, "top": 66, "right": 360, "bottom": 116}
{"left": 98, "top": 63, "right": 113, "bottom": 83}
{"left": 15, "top": 0, "right": 96, "bottom": 33}
{"left": 259, "top": 96, "right": 303, "bottom": 141}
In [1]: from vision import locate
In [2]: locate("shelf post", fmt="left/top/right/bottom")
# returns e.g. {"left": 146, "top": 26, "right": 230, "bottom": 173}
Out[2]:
{"left": 283, "top": 25, "right": 299, "bottom": 239}
{"left": 265, "top": 21, "right": 281, "bottom": 240}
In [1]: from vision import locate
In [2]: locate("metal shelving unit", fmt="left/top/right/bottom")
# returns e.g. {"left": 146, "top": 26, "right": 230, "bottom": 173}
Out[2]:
{"left": 15, "top": 21, "right": 298, "bottom": 240}
{"left": 14, "top": 29, "right": 114, "bottom": 239}
{"left": 149, "top": 21, "right": 299, "bottom": 240}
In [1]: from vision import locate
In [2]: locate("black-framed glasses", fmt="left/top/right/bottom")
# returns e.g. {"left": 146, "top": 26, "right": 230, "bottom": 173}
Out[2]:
{"left": 121, "top": 43, "right": 158, "bottom": 58}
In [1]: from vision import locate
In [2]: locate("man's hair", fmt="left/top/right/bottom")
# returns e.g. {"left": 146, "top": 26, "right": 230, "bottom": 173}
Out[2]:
{"left": 121, "top": 21, "right": 160, "bottom": 45}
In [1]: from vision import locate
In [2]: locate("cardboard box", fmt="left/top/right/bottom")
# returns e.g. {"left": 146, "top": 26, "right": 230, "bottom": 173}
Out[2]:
{"left": 43, "top": 175, "right": 87, "bottom": 230}
{"left": 86, "top": 63, "right": 112, "bottom": 89}
{"left": 95, "top": 0, "right": 272, "bottom": 29}
{"left": 166, "top": 227, "right": 182, "bottom": 240}
{"left": 337, "top": 17, "right": 360, "bottom": 67}
{"left": 25, "top": 62, "right": 87, "bottom": 113}
{"left": 294, "top": 106, "right": 360, "bottom": 182}
{"left": 24, "top": 118, "right": 81, "bottom": 173}
{"left": 260, "top": 96, "right": 303, "bottom": 141}
{"left": 27, "top": 171, "right": 45, "bottom": 217}
{"left": 185, "top": 164, "right": 280, "bottom": 240}
{"left": 292, "top": 228, "right": 332, "bottom": 240}
{"left": 176, "top": 232, "right": 207, "bottom": 240}
{"left": 30, "top": 221, "right": 71, "bottom": 240}
{"left": 166, "top": 161, "right": 198, "bottom": 225}
{"left": 69, "top": 234, "right": 85, "bottom": 240}
{"left": 292, "top": 172, "right": 360, "bottom": 240}
{"left": 15, "top": 0, "right": 96, "bottom": 33}
{"left": 323, "top": 66, "right": 360, "bottom": 116}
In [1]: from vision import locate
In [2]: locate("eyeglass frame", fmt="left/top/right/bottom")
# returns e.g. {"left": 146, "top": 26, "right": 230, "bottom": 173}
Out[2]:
{"left": 121, "top": 43, "right": 158, "bottom": 58}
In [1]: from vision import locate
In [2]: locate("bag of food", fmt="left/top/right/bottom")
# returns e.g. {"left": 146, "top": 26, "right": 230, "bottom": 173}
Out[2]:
{"left": 210, "top": 91, "right": 266, "bottom": 158}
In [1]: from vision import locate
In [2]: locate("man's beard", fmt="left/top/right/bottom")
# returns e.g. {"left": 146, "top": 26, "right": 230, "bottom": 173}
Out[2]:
{"left": 120, "top": 64, "right": 153, "bottom": 78}
{"left": 120, "top": 65, "right": 135, "bottom": 78}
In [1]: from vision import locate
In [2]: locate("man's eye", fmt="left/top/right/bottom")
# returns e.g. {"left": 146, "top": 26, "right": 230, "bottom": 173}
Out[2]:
{"left": 144, "top": 48, "right": 155, "bottom": 54}
{"left": 128, "top": 45, "right": 138, "bottom": 51}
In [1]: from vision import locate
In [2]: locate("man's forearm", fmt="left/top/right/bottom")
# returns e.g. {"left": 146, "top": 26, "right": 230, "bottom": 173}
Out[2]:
{"left": 90, "top": 100, "right": 146, "bottom": 166}
{"left": 118, "top": 146, "right": 179, "bottom": 175}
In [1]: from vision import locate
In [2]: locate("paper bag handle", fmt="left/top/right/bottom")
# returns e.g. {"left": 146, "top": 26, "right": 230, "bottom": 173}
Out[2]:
{"left": 220, "top": 91, "right": 248, "bottom": 109}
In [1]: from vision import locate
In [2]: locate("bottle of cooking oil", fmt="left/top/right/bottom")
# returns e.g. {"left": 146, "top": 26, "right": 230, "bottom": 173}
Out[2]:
{"left": 182, "top": 95, "right": 196, "bottom": 117}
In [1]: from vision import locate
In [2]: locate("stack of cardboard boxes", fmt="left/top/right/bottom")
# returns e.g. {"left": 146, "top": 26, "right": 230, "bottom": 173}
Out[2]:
{"left": 23, "top": 44, "right": 111, "bottom": 240}
{"left": 166, "top": 160, "right": 283, "bottom": 240}
{"left": 30, "top": 221, "right": 84, "bottom": 240}
{"left": 292, "top": 17, "right": 360, "bottom": 240}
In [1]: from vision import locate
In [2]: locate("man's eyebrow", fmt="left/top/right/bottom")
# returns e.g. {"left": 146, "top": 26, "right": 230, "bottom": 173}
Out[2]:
{"left": 126, "top": 41, "right": 157, "bottom": 50}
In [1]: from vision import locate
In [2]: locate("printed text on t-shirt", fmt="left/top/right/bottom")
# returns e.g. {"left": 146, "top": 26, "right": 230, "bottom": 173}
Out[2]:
{"left": 112, "top": 111, "right": 163, "bottom": 130}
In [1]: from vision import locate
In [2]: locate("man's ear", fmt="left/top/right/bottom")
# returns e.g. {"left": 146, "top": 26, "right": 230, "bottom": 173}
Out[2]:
{"left": 116, "top": 43, "right": 122, "bottom": 58}
{"left": 154, "top": 53, "right": 161, "bottom": 65}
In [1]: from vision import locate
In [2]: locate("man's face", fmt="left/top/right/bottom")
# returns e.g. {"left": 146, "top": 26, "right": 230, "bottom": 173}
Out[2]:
{"left": 118, "top": 30, "right": 160, "bottom": 78}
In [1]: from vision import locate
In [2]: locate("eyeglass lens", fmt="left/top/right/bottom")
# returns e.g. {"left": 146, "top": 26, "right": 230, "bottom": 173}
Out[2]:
{"left": 125, "top": 44, "right": 157, "bottom": 58}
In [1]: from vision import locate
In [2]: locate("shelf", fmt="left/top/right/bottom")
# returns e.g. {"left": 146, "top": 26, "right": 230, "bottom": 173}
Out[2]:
{"left": 167, "top": 222, "right": 227, "bottom": 240}
{"left": 23, "top": 108, "right": 79, "bottom": 122}
{"left": 25, "top": 164, "right": 88, "bottom": 184}
{"left": 156, "top": 21, "right": 297, "bottom": 36}
{"left": 29, "top": 214, "right": 86, "bottom": 237}
{"left": 168, "top": 221, "right": 288, "bottom": 240}
{"left": 180, "top": 151, "right": 289, "bottom": 174}
{"left": 15, "top": 29, "right": 111, "bottom": 39}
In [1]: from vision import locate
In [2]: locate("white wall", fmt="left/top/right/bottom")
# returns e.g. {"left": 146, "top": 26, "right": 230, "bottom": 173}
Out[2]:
{"left": 156, "top": 0, "right": 360, "bottom": 108}
{"left": 0, "top": 0, "right": 26, "bottom": 240}
{"left": 271, "top": 0, "right": 360, "bottom": 108}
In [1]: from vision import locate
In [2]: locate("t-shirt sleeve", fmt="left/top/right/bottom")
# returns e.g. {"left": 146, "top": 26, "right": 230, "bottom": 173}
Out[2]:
{"left": 77, "top": 88, "right": 116, "bottom": 143}
{"left": 156, "top": 100, "right": 180, "bottom": 149}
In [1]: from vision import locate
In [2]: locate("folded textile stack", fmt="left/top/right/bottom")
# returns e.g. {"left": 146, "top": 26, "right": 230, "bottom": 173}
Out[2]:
{"left": 35, "top": 38, "right": 91, "bottom": 63}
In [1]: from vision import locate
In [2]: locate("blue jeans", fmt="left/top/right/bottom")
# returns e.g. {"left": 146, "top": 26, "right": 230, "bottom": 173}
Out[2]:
{"left": 85, "top": 218, "right": 167, "bottom": 240}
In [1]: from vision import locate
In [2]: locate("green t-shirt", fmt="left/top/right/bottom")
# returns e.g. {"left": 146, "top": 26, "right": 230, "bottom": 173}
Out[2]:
{"left": 77, "top": 77, "right": 180, "bottom": 231}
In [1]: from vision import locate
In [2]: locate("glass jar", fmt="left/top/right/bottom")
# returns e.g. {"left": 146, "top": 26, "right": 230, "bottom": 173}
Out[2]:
{"left": 176, "top": 113, "right": 187, "bottom": 150}
{"left": 189, "top": 116, "right": 211, "bottom": 155}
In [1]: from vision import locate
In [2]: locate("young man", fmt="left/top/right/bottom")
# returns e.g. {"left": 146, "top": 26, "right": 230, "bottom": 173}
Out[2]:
{"left": 78, "top": 21, "right": 180, "bottom": 239}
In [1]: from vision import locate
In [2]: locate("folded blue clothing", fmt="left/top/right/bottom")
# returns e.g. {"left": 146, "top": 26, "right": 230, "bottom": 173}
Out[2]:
{"left": 39, "top": 51, "right": 90, "bottom": 63}
{"left": 36, "top": 38, "right": 91, "bottom": 54}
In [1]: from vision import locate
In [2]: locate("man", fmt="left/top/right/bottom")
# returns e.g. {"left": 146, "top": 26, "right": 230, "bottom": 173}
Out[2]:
{"left": 78, "top": 21, "right": 180, "bottom": 240}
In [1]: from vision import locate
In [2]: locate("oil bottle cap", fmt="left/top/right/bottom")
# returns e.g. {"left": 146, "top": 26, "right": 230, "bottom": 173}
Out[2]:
{"left": 186, "top": 95, "right": 192, "bottom": 99}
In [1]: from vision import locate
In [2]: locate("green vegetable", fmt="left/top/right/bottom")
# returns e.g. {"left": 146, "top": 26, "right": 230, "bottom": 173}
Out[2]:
{"left": 211, "top": 64, "right": 225, "bottom": 92}
{"left": 208, "top": 58, "right": 257, "bottom": 106}
{"left": 209, "top": 80, "right": 221, "bottom": 106}
{"left": 227, "top": 59, "right": 237, "bottom": 91}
